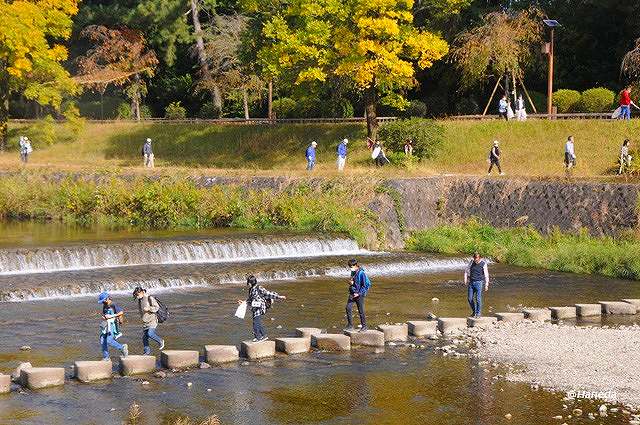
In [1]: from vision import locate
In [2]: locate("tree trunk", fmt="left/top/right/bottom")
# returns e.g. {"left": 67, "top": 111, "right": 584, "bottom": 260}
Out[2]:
{"left": 131, "top": 77, "right": 141, "bottom": 121}
{"left": 364, "top": 85, "right": 378, "bottom": 140}
{"left": 0, "top": 65, "right": 9, "bottom": 151}
{"left": 268, "top": 80, "right": 273, "bottom": 121}
{"left": 243, "top": 88, "right": 250, "bottom": 120}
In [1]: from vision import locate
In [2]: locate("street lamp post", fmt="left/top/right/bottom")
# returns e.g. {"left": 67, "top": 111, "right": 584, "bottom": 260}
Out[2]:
{"left": 543, "top": 19, "right": 561, "bottom": 117}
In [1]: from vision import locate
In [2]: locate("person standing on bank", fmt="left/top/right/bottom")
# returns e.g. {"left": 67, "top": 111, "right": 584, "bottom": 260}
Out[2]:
{"left": 463, "top": 253, "right": 489, "bottom": 318}
{"left": 142, "top": 138, "right": 154, "bottom": 168}
{"left": 487, "top": 140, "right": 504, "bottom": 175}
{"left": 98, "top": 292, "right": 128, "bottom": 360}
{"left": 306, "top": 141, "right": 317, "bottom": 171}
{"left": 498, "top": 95, "right": 509, "bottom": 121}
{"left": 240, "top": 275, "right": 286, "bottom": 341}
{"left": 133, "top": 287, "right": 165, "bottom": 354}
{"left": 337, "top": 138, "right": 348, "bottom": 171}
{"left": 564, "top": 136, "right": 576, "bottom": 169}
{"left": 345, "top": 258, "right": 370, "bottom": 332}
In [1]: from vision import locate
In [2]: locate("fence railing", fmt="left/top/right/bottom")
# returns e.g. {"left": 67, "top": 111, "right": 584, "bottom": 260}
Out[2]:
{"left": 447, "top": 112, "right": 615, "bottom": 120}
{"left": 10, "top": 116, "right": 398, "bottom": 125}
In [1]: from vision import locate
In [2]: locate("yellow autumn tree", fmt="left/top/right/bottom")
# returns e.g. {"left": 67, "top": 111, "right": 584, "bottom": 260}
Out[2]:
{"left": 0, "top": 0, "right": 80, "bottom": 149}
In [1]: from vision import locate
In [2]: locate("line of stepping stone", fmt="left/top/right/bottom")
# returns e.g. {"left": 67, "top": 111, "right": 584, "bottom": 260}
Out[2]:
{"left": 1, "top": 298, "right": 638, "bottom": 393}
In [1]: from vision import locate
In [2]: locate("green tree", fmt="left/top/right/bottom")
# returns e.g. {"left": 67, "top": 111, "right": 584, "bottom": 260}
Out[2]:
{"left": 0, "top": 0, "right": 80, "bottom": 149}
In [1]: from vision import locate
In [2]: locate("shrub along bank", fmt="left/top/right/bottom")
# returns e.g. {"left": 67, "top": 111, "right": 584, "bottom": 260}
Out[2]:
{"left": 406, "top": 220, "right": 640, "bottom": 280}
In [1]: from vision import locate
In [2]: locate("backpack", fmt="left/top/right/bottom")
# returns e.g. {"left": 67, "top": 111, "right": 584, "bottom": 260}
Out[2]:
{"left": 151, "top": 296, "right": 169, "bottom": 323}
{"left": 357, "top": 269, "right": 372, "bottom": 294}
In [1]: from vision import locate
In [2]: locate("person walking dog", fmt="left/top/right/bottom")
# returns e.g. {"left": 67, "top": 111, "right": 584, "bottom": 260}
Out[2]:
{"left": 463, "top": 253, "right": 490, "bottom": 318}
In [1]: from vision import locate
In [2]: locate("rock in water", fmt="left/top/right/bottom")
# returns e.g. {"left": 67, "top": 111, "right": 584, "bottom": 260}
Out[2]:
{"left": 504, "top": 413, "right": 512, "bottom": 420}
{"left": 19, "top": 346, "right": 31, "bottom": 351}
{"left": 199, "top": 362, "right": 211, "bottom": 369}
{"left": 153, "top": 371, "right": 167, "bottom": 379}
{"left": 11, "top": 362, "right": 32, "bottom": 381}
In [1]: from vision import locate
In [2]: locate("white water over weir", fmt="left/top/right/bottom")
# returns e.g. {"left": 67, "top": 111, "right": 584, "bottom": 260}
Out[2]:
{"left": 0, "top": 236, "right": 363, "bottom": 275}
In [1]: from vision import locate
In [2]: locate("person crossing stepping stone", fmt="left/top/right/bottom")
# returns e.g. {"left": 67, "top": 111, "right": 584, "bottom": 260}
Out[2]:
{"left": 463, "top": 253, "right": 490, "bottom": 318}
{"left": 345, "top": 258, "right": 371, "bottom": 332}
{"left": 239, "top": 275, "right": 286, "bottom": 341}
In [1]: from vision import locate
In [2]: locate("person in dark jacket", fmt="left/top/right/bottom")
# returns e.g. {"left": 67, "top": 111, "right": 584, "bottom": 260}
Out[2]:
{"left": 98, "top": 291, "right": 128, "bottom": 360}
{"left": 463, "top": 253, "right": 490, "bottom": 318}
{"left": 142, "top": 138, "right": 154, "bottom": 168}
{"left": 345, "top": 258, "right": 369, "bottom": 332}
{"left": 488, "top": 140, "right": 503, "bottom": 175}
{"left": 239, "top": 275, "right": 286, "bottom": 341}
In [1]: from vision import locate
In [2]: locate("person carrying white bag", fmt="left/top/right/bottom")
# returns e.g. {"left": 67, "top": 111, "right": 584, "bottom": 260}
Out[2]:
{"left": 237, "top": 275, "right": 286, "bottom": 341}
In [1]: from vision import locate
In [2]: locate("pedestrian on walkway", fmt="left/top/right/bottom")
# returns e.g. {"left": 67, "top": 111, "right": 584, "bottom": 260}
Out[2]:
{"left": 133, "top": 287, "right": 165, "bottom": 355}
{"left": 618, "top": 139, "right": 632, "bottom": 174}
{"left": 19, "top": 136, "right": 32, "bottom": 164}
{"left": 337, "top": 138, "right": 348, "bottom": 171}
{"left": 463, "top": 253, "right": 489, "bottom": 318}
{"left": 618, "top": 87, "right": 639, "bottom": 120}
{"left": 239, "top": 275, "right": 286, "bottom": 341}
{"left": 487, "top": 140, "right": 504, "bottom": 175}
{"left": 98, "top": 292, "right": 128, "bottom": 360}
{"left": 498, "top": 95, "right": 509, "bottom": 121}
{"left": 515, "top": 95, "right": 527, "bottom": 121}
{"left": 345, "top": 258, "right": 371, "bottom": 332}
{"left": 142, "top": 138, "right": 154, "bottom": 168}
{"left": 306, "top": 141, "right": 317, "bottom": 171}
{"left": 564, "top": 136, "right": 576, "bottom": 169}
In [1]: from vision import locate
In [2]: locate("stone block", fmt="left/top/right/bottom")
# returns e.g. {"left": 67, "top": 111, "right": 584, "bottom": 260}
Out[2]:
{"left": 437, "top": 318, "right": 467, "bottom": 334}
{"left": 295, "top": 327, "right": 322, "bottom": 338}
{"left": 11, "top": 362, "right": 32, "bottom": 382}
{"left": 467, "top": 316, "right": 497, "bottom": 329}
{"left": 407, "top": 320, "right": 438, "bottom": 337}
{"left": 74, "top": 360, "right": 112, "bottom": 383}
{"left": 311, "top": 334, "right": 351, "bottom": 351}
{"left": 523, "top": 309, "right": 552, "bottom": 321}
{"left": 376, "top": 324, "right": 408, "bottom": 342}
{"left": 495, "top": 312, "right": 525, "bottom": 322}
{"left": 119, "top": 355, "right": 156, "bottom": 376}
{"left": 575, "top": 304, "right": 602, "bottom": 317}
{"left": 621, "top": 299, "right": 640, "bottom": 308}
{"left": 240, "top": 340, "right": 276, "bottom": 360}
{"left": 599, "top": 301, "right": 637, "bottom": 315}
{"left": 160, "top": 350, "right": 199, "bottom": 369}
{"left": 20, "top": 367, "right": 65, "bottom": 390}
{"left": 204, "top": 345, "right": 239, "bottom": 365}
{"left": 275, "top": 338, "right": 311, "bottom": 355}
{"left": 0, "top": 375, "right": 10, "bottom": 393}
{"left": 550, "top": 306, "right": 577, "bottom": 320}
{"left": 344, "top": 329, "right": 385, "bottom": 347}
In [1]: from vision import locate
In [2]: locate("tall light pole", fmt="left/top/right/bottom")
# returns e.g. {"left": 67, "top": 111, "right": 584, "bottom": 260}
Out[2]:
{"left": 543, "top": 19, "right": 561, "bottom": 117}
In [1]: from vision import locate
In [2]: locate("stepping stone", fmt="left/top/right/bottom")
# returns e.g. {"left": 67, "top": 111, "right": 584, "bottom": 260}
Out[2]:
{"left": 599, "top": 301, "right": 637, "bottom": 315}
{"left": 437, "top": 318, "right": 467, "bottom": 334}
{"left": 344, "top": 329, "right": 385, "bottom": 347}
{"left": 20, "top": 367, "right": 65, "bottom": 390}
{"left": 240, "top": 340, "right": 276, "bottom": 360}
{"left": 495, "top": 312, "right": 525, "bottom": 322}
{"left": 407, "top": 320, "right": 438, "bottom": 337}
{"left": 275, "top": 337, "right": 311, "bottom": 355}
{"left": 204, "top": 345, "right": 239, "bottom": 365}
{"left": 467, "top": 316, "right": 497, "bottom": 328}
{"left": 74, "top": 360, "right": 113, "bottom": 383}
{"left": 295, "top": 327, "right": 322, "bottom": 338}
{"left": 523, "top": 309, "right": 552, "bottom": 321}
{"left": 621, "top": 299, "right": 640, "bottom": 308}
{"left": 0, "top": 374, "right": 10, "bottom": 393}
{"left": 161, "top": 350, "right": 199, "bottom": 369}
{"left": 119, "top": 355, "right": 157, "bottom": 376}
{"left": 549, "top": 306, "right": 576, "bottom": 320}
{"left": 575, "top": 304, "right": 602, "bottom": 317}
{"left": 376, "top": 324, "right": 408, "bottom": 342}
{"left": 311, "top": 334, "right": 351, "bottom": 351}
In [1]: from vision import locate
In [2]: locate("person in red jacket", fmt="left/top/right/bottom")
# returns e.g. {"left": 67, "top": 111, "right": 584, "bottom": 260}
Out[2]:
{"left": 619, "top": 87, "right": 639, "bottom": 120}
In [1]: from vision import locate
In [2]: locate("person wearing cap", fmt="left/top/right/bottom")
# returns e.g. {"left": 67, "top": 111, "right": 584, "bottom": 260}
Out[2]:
{"left": 142, "top": 138, "right": 154, "bottom": 168}
{"left": 337, "top": 138, "right": 348, "bottom": 171}
{"left": 98, "top": 292, "right": 128, "bottom": 360}
{"left": 133, "top": 287, "right": 164, "bottom": 354}
{"left": 306, "top": 141, "right": 317, "bottom": 171}
{"left": 463, "top": 253, "right": 490, "bottom": 318}
{"left": 345, "top": 258, "right": 370, "bottom": 332}
{"left": 487, "top": 140, "right": 503, "bottom": 175}
{"left": 238, "top": 275, "right": 286, "bottom": 341}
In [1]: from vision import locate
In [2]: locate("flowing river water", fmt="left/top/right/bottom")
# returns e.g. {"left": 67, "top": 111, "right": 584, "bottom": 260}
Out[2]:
{"left": 0, "top": 225, "right": 638, "bottom": 425}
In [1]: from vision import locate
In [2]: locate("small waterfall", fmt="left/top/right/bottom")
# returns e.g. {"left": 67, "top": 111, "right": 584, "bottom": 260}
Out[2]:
{"left": 326, "top": 258, "right": 471, "bottom": 277}
{"left": 0, "top": 235, "right": 362, "bottom": 275}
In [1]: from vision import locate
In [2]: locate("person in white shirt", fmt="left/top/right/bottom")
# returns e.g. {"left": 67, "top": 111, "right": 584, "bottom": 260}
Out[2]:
{"left": 618, "top": 139, "right": 632, "bottom": 174}
{"left": 515, "top": 95, "right": 527, "bottom": 121}
{"left": 564, "top": 136, "right": 576, "bottom": 169}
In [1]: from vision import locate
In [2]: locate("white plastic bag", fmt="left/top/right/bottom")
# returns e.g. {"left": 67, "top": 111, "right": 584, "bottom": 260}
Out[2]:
{"left": 507, "top": 105, "right": 515, "bottom": 120}
{"left": 234, "top": 301, "right": 247, "bottom": 319}
{"left": 612, "top": 106, "right": 622, "bottom": 119}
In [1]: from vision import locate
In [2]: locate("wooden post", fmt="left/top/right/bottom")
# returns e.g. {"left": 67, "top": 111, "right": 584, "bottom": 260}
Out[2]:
{"left": 482, "top": 77, "right": 502, "bottom": 116}
{"left": 547, "top": 28, "right": 555, "bottom": 117}
{"left": 518, "top": 76, "right": 537, "bottom": 114}
{"left": 268, "top": 80, "right": 273, "bottom": 121}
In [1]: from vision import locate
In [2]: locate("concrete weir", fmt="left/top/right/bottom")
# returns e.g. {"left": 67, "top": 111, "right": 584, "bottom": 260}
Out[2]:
{"left": 575, "top": 304, "right": 602, "bottom": 317}
{"left": 311, "top": 334, "right": 351, "bottom": 351}
{"left": 437, "top": 318, "right": 467, "bottom": 334}
{"left": 0, "top": 374, "right": 10, "bottom": 393}
{"left": 344, "top": 329, "right": 385, "bottom": 347}
{"left": 204, "top": 345, "right": 239, "bottom": 365}
{"left": 523, "top": 309, "right": 551, "bottom": 322}
{"left": 240, "top": 340, "right": 276, "bottom": 360}
{"left": 20, "top": 367, "right": 65, "bottom": 390}
{"left": 376, "top": 324, "right": 408, "bottom": 342}
{"left": 495, "top": 313, "right": 525, "bottom": 322}
{"left": 467, "top": 316, "right": 497, "bottom": 329}
{"left": 622, "top": 299, "right": 640, "bottom": 308}
{"left": 599, "top": 301, "right": 638, "bottom": 315}
{"left": 407, "top": 320, "right": 437, "bottom": 337}
{"left": 295, "top": 327, "right": 322, "bottom": 338}
{"left": 161, "top": 350, "right": 199, "bottom": 369}
{"left": 119, "top": 355, "right": 157, "bottom": 376}
{"left": 550, "top": 306, "right": 577, "bottom": 320}
{"left": 74, "top": 360, "right": 112, "bottom": 383}
{"left": 275, "top": 337, "right": 311, "bottom": 355}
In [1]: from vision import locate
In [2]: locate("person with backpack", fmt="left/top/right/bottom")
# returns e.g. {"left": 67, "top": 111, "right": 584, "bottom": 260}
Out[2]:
{"left": 133, "top": 287, "right": 165, "bottom": 354}
{"left": 239, "top": 275, "right": 286, "bottom": 341}
{"left": 345, "top": 258, "right": 370, "bottom": 332}
{"left": 463, "top": 253, "right": 490, "bottom": 318}
{"left": 487, "top": 140, "right": 504, "bottom": 175}
{"left": 98, "top": 292, "right": 128, "bottom": 360}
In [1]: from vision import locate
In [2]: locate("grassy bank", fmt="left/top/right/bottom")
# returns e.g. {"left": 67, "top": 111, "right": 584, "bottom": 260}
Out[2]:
{"left": 0, "top": 174, "right": 380, "bottom": 247}
{"left": 406, "top": 220, "right": 640, "bottom": 280}
{"left": 5, "top": 119, "right": 640, "bottom": 178}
